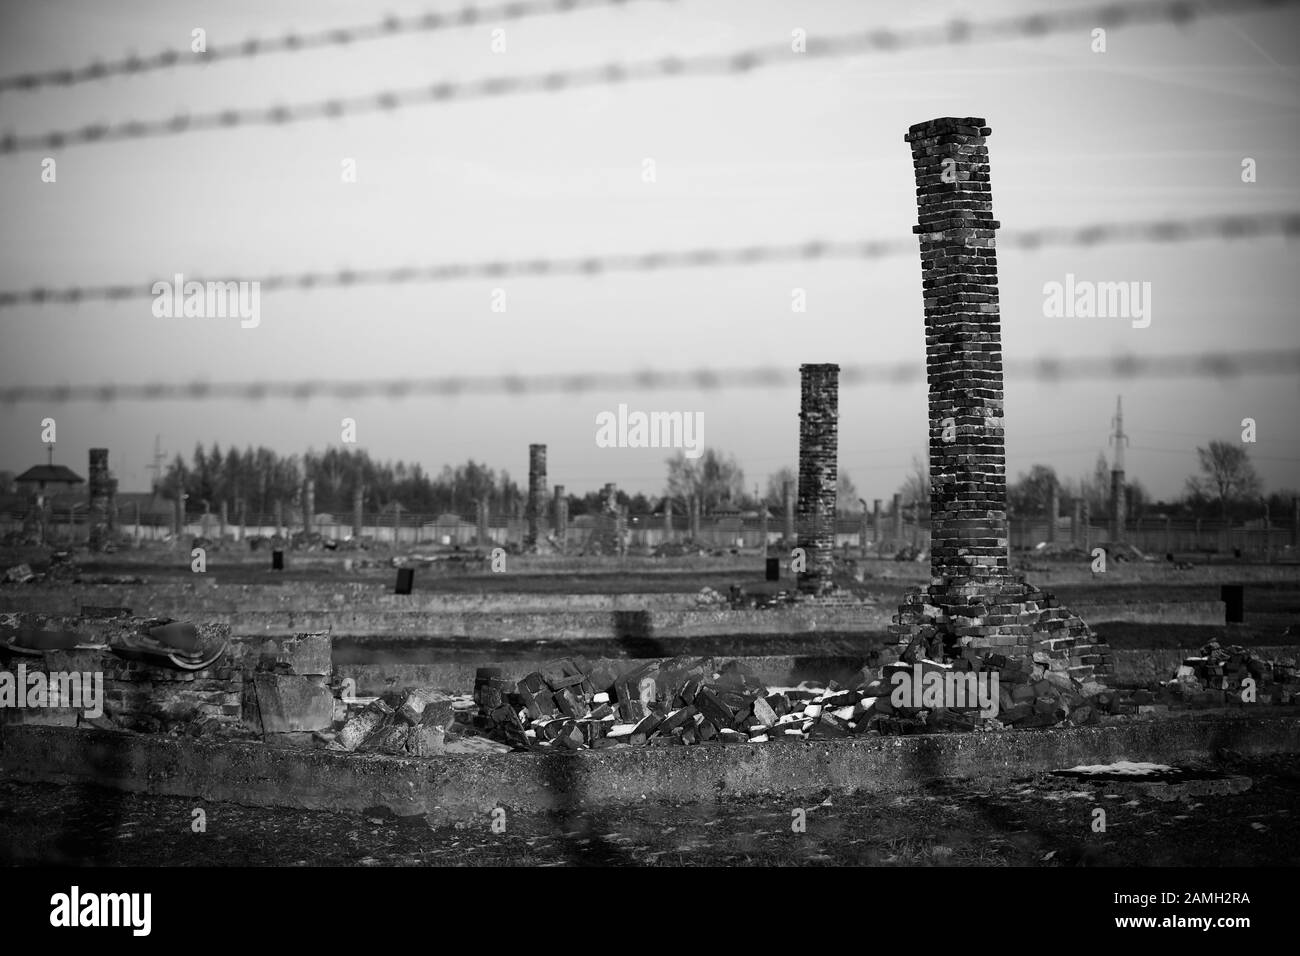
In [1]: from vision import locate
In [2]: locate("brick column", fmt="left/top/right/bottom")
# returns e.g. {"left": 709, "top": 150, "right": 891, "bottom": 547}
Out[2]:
{"left": 88, "top": 448, "right": 110, "bottom": 512}
{"left": 1071, "top": 500, "right": 1082, "bottom": 547}
{"left": 352, "top": 487, "right": 363, "bottom": 539}
{"left": 1082, "top": 499, "right": 1092, "bottom": 551}
{"left": 892, "top": 493, "right": 903, "bottom": 544}
{"left": 477, "top": 497, "right": 490, "bottom": 547}
{"left": 906, "top": 116, "right": 1008, "bottom": 600}
{"left": 526, "top": 444, "right": 547, "bottom": 550}
{"left": 759, "top": 504, "right": 769, "bottom": 553}
{"left": 219, "top": 500, "right": 228, "bottom": 539}
{"left": 88, "top": 448, "right": 111, "bottom": 549}
{"left": 663, "top": 497, "right": 673, "bottom": 540}
{"left": 796, "top": 363, "right": 839, "bottom": 595}
{"left": 273, "top": 500, "right": 283, "bottom": 538}
{"left": 872, "top": 498, "right": 881, "bottom": 544}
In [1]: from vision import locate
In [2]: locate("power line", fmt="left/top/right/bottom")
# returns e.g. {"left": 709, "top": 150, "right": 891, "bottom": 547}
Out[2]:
{"left": 3, "top": 350, "right": 1297, "bottom": 406}
{"left": 0, "top": 0, "right": 674, "bottom": 94}
{"left": 1, "top": 212, "right": 1295, "bottom": 309}
{"left": 3, "top": 0, "right": 1294, "bottom": 154}
{"left": 1130, "top": 444, "right": 1300, "bottom": 463}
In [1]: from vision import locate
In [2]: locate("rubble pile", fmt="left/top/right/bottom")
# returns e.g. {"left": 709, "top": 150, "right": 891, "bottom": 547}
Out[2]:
{"left": 0, "top": 613, "right": 345, "bottom": 741}
{"left": 466, "top": 652, "right": 1120, "bottom": 752}
{"left": 2, "top": 551, "right": 78, "bottom": 585}
{"left": 334, "top": 688, "right": 460, "bottom": 755}
{"left": 2, "top": 563, "right": 35, "bottom": 584}
{"left": 651, "top": 540, "right": 706, "bottom": 559}
{"left": 1167, "top": 641, "right": 1299, "bottom": 707}
{"left": 0, "top": 612, "right": 239, "bottom": 734}
{"left": 331, "top": 688, "right": 509, "bottom": 755}
{"left": 694, "top": 584, "right": 866, "bottom": 611}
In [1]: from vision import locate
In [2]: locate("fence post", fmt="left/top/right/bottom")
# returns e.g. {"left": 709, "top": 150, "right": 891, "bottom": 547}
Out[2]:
{"left": 782, "top": 481, "right": 795, "bottom": 549}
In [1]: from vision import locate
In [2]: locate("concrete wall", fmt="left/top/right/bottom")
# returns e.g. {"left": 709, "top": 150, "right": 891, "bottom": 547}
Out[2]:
{"left": 5, "top": 715, "right": 1296, "bottom": 820}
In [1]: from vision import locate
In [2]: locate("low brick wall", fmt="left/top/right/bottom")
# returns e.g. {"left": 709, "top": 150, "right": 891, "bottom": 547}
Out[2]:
{"left": 0, "top": 614, "right": 335, "bottom": 737}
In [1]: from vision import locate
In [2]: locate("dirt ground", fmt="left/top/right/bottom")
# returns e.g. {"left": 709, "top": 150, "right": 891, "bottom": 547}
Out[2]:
{"left": 2, "top": 753, "right": 1296, "bottom": 867}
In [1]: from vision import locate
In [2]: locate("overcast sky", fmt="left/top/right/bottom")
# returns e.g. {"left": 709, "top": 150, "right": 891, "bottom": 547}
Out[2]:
{"left": 1, "top": 0, "right": 1297, "bottom": 504}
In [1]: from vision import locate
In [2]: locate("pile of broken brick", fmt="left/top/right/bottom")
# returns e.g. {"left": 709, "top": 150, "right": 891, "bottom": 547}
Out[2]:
{"left": 466, "top": 652, "right": 1119, "bottom": 753}
{"left": 1166, "top": 641, "right": 1298, "bottom": 707}
{"left": 331, "top": 688, "right": 517, "bottom": 756}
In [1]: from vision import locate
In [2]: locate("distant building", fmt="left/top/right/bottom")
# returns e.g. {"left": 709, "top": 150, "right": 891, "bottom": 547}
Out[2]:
{"left": 15, "top": 463, "right": 84, "bottom": 496}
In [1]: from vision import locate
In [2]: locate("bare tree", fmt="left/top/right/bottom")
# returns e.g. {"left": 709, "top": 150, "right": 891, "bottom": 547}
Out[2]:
{"left": 895, "top": 454, "right": 930, "bottom": 521}
{"left": 1186, "top": 440, "right": 1262, "bottom": 518}
{"left": 664, "top": 449, "right": 745, "bottom": 513}
{"left": 764, "top": 466, "right": 796, "bottom": 506}
{"left": 836, "top": 471, "right": 859, "bottom": 514}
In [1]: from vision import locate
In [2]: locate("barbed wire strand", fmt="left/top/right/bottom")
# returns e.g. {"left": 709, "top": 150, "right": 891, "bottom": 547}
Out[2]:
{"left": 0, "top": 0, "right": 675, "bottom": 94}
{"left": 3, "top": 350, "right": 1298, "bottom": 405}
{"left": 3, "top": 0, "right": 1296, "bottom": 153}
{"left": 0, "top": 212, "right": 1294, "bottom": 309}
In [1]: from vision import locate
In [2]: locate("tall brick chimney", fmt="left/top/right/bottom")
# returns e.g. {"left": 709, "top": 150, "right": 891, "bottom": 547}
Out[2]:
{"left": 88, "top": 448, "right": 110, "bottom": 512}
{"left": 906, "top": 117, "right": 1009, "bottom": 600}
{"left": 526, "top": 444, "right": 547, "bottom": 550}
{"left": 87, "top": 448, "right": 113, "bottom": 549}
{"left": 893, "top": 117, "right": 1113, "bottom": 688}
{"left": 796, "top": 363, "right": 839, "bottom": 595}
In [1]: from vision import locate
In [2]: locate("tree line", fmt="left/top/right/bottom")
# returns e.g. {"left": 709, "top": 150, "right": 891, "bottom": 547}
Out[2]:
{"left": 46, "top": 436, "right": 1288, "bottom": 523}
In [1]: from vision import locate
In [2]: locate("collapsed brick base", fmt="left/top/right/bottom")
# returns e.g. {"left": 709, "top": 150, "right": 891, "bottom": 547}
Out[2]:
{"left": 0, "top": 636, "right": 242, "bottom": 735}
{"left": 888, "top": 573, "right": 1114, "bottom": 728}
{"left": 0, "top": 613, "right": 334, "bottom": 738}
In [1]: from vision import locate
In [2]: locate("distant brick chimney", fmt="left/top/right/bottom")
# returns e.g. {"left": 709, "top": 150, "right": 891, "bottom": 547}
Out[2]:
{"left": 796, "top": 363, "right": 839, "bottom": 595}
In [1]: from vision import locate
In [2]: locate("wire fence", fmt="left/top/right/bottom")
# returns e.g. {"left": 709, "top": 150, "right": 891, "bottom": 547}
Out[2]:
{"left": 0, "top": 0, "right": 674, "bottom": 93}
{"left": 0, "top": 212, "right": 1295, "bottom": 311}
{"left": 1, "top": 348, "right": 1297, "bottom": 406}
{"left": 3, "top": 0, "right": 1295, "bottom": 153}
{"left": 6, "top": 509, "right": 1296, "bottom": 556}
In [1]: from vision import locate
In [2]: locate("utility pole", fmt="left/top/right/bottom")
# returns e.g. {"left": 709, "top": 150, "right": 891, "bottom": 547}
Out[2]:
{"left": 1109, "top": 396, "right": 1129, "bottom": 543}
{"left": 147, "top": 435, "right": 166, "bottom": 495}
